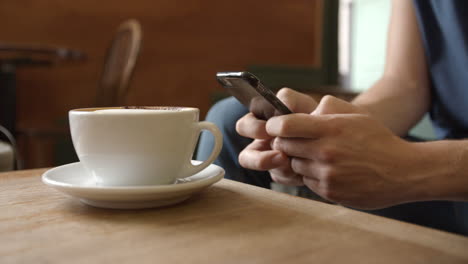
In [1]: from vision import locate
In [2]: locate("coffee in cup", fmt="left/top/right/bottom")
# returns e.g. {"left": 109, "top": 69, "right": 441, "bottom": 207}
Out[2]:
{"left": 69, "top": 106, "right": 223, "bottom": 186}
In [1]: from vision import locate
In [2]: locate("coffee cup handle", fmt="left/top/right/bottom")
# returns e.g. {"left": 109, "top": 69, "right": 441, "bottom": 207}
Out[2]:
{"left": 182, "top": 121, "right": 223, "bottom": 177}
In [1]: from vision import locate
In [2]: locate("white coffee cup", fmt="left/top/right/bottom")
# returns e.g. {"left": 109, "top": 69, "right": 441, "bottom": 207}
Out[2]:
{"left": 69, "top": 106, "right": 223, "bottom": 186}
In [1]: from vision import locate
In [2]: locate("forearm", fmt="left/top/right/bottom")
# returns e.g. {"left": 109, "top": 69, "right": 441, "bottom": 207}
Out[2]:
{"left": 352, "top": 0, "right": 430, "bottom": 136}
{"left": 352, "top": 76, "right": 429, "bottom": 136}
{"left": 405, "top": 140, "right": 468, "bottom": 202}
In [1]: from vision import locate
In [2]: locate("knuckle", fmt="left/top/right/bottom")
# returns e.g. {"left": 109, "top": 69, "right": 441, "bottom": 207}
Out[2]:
{"left": 320, "top": 95, "right": 338, "bottom": 105}
{"left": 314, "top": 95, "right": 335, "bottom": 114}
{"left": 290, "top": 158, "right": 307, "bottom": 174}
{"left": 317, "top": 146, "right": 339, "bottom": 163}
{"left": 320, "top": 167, "right": 337, "bottom": 184}
{"left": 290, "top": 157, "right": 300, "bottom": 172}
{"left": 276, "top": 87, "right": 295, "bottom": 99}
{"left": 276, "top": 88, "right": 296, "bottom": 109}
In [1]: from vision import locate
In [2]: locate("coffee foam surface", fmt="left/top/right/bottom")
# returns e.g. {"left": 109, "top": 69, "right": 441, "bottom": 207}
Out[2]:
{"left": 93, "top": 108, "right": 187, "bottom": 114}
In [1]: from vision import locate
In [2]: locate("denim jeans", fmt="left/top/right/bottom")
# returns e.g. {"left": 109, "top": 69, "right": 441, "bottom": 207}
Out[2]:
{"left": 196, "top": 96, "right": 468, "bottom": 235}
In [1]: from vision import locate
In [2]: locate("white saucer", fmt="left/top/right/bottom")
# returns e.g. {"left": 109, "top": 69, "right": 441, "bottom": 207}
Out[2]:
{"left": 42, "top": 161, "right": 225, "bottom": 209}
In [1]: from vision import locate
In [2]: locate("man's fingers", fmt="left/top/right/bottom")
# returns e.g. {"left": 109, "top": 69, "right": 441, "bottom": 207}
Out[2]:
{"left": 271, "top": 137, "right": 340, "bottom": 163}
{"left": 290, "top": 157, "right": 321, "bottom": 181}
{"left": 290, "top": 158, "right": 324, "bottom": 196}
{"left": 266, "top": 114, "right": 335, "bottom": 138}
{"left": 236, "top": 113, "right": 270, "bottom": 139}
{"left": 244, "top": 138, "right": 272, "bottom": 151}
{"left": 238, "top": 140, "right": 288, "bottom": 171}
{"left": 271, "top": 138, "right": 317, "bottom": 159}
{"left": 276, "top": 88, "right": 318, "bottom": 114}
{"left": 270, "top": 165, "right": 304, "bottom": 186}
{"left": 314, "top": 95, "right": 365, "bottom": 115}
{"left": 239, "top": 139, "right": 303, "bottom": 185}
{"left": 302, "top": 176, "right": 320, "bottom": 196}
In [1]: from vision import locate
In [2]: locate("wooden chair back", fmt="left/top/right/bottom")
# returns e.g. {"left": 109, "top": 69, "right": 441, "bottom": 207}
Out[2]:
{"left": 97, "top": 19, "right": 142, "bottom": 106}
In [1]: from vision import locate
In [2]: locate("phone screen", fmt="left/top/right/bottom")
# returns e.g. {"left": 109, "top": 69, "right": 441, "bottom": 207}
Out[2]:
{"left": 216, "top": 72, "right": 292, "bottom": 120}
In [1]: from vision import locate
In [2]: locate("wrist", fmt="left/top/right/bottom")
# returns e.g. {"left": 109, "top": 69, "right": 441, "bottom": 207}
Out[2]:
{"left": 404, "top": 140, "right": 468, "bottom": 201}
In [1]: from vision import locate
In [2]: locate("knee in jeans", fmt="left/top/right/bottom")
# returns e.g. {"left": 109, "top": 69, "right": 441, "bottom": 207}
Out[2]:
{"left": 205, "top": 97, "right": 247, "bottom": 134}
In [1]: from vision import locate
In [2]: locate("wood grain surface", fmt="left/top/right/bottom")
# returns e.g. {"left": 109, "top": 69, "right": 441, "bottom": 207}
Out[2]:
{"left": 2, "top": 168, "right": 468, "bottom": 264}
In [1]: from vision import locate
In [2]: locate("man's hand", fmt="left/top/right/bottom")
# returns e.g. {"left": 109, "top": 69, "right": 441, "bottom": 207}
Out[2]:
{"left": 236, "top": 88, "right": 318, "bottom": 186}
{"left": 267, "top": 95, "right": 423, "bottom": 209}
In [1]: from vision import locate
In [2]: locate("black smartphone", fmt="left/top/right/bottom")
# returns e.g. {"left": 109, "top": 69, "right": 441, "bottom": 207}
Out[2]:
{"left": 216, "top": 71, "right": 293, "bottom": 120}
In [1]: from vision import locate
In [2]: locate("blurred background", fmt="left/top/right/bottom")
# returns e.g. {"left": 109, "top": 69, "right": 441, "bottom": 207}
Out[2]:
{"left": 0, "top": 0, "right": 434, "bottom": 171}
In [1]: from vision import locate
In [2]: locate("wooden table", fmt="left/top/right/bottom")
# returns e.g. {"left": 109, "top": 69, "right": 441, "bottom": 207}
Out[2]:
{"left": 2, "top": 168, "right": 468, "bottom": 263}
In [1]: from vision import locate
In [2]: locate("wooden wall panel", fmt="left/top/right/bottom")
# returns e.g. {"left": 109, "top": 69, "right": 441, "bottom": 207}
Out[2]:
{"left": 0, "top": 0, "right": 323, "bottom": 168}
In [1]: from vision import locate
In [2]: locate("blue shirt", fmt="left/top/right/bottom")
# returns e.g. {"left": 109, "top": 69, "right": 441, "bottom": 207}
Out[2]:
{"left": 413, "top": 0, "right": 468, "bottom": 235}
{"left": 414, "top": 0, "right": 468, "bottom": 139}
